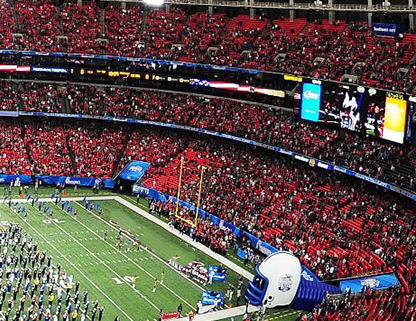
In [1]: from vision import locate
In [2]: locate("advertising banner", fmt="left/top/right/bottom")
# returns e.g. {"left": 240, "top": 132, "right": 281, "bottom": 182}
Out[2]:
{"left": 133, "top": 185, "right": 167, "bottom": 202}
{"left": 0, "top": 64, "right": 31, "bottom": 72}
{"left": 256, "top": 240, "right": 279, "bottom": 256}
{"left": 0, "top": 111, "right": 19, "bottom": 117}
{"left": 0, "top": 174, "right": 114, "bottom": 189}
{"left": 383, "top": 95, "right": 407, "bottom": 144}
{"left": 31, "top": 66, "right": 69, "bottom": 74}
{"left": 373, "top": 23, "right": 404, "bottom": 36}
{"left": 301, "top": 83, "right": 322, "bottom": 121}
{"left": 190, "top": 80, "right": 285, "bottom": 98}
{"left": 339, "top": 273, "right": 400, "bottom": 293}
{"left": 37, "top": 175, "right": 115, "bottom": 189}
{"left": 118, "top": 160, "right": 151, "bottom": 181}
{"left": 0, "top": 175, "right": 33, "bottom": 184}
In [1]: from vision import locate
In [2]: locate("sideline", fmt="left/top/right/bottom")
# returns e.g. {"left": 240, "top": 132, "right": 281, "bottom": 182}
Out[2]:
{"left": 8, "top": 195, "right": 259, "bottom": 320}
{"left": 7, "top": 195, "right": 254, "bottom": 280}
{"left": 3, "top": 205, "right": 135, "bottom": 321}
{"left": 73, "top": 200, "right": 205, "bottom": 293}
{"left": 58, "top": 201, "right": 196, "bottom": 310}
{"left": 115, "top": 196, "right": 254, "bottom": 281}
{"left": 177, "top": 304, "right": 259, "bottom": 321}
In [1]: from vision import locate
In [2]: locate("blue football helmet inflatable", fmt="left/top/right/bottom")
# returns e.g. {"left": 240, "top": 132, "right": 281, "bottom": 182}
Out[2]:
{"left": 245, "top": 251, "right": 340, "bottom": 310}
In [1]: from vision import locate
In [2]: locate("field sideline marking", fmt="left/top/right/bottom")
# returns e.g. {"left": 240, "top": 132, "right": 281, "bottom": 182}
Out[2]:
{"left": 7, "top": 195, "right": 257, "bottom": 320}
{"left": 42, "top": 207, "right": 162, "bottom": 315}
{"left": 4, "top": 206, "right": 134, "bottom": 321}
{"left": 73, "top": 201, "right": 206, "bottom": 293}
{"left": 17, "top": 201, "right": 161, "bottom": 317}
{"left": 7, "top": 195, "right": 253, "bottom": 279}
{"left": 115, "top": 196, "right": 254, "bottom": 280}
{"left": 1, "top": 213, "right": 93, "bottom": 319}
{"left": 54, "top": 201, "right": 196, "bottom": 310}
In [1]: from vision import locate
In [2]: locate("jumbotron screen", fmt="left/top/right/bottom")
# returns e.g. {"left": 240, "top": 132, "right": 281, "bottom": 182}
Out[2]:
{"left": 300, "top": 82, "right": 408, "bottom": 144}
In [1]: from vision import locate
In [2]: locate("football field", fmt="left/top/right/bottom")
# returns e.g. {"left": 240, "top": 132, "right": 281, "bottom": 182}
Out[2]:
{"left": 0, "top": 187, "right": 299, "bottom": 321}
{"left": 0, "top": 194, "right": 245, "bottom": 320}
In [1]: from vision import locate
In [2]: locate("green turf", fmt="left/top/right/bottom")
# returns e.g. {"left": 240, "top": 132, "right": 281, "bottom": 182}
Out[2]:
{"left": 1, "top": 184, "right": 113, "bottom": 199}
{"left": 0, "top": 188, "right": 300, "bottom": 321}
{"left": 0, "top": 196, "right": 248, "bottom": 320}
{"left": 217, "top": 308, "right": 301, "bottom": 321}
{"left": 122, "top": 195, "right": 257, "bottom": 275}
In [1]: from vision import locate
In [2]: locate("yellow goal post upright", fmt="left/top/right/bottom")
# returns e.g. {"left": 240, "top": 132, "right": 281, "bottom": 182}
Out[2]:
{"left": 174, "top": 157, "right": 205, "bottom": 228}
{"left": 193, "top": 165, "right": 205, "bottom": 228}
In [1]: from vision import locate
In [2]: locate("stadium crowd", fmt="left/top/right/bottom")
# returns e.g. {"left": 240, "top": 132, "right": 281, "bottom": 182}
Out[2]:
{"left": 306, "top": 280, "right": 415, "bottom": 320}
{"left": 1, "top": 81, "right": 414, "bottom": 193}
{"left": 0, "top": 1, "right": 415, "bottom": 318}
{"left": 1, "top": 1, "right": 416, "bottom": 92}
{"left": 1, "top": 117, "right": 413, "bottom": 284}
{"left": 136, "top": 129, "right": 415, "bottom": 320}
{"left": 0, "top": 119, "right": 127, "bottom": 178}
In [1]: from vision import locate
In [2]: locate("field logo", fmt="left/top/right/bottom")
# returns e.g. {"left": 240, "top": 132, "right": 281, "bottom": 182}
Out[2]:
{"left": 128, "top": 166, "right": 143, "bottom": 173}
{"left": 278, "top": 274, "right": 293, "bottom": 292}
{"left": 301, "top": 270, "right": 314, "bottom": 281}
{"left": 303, "top": 90, "right": 319, "bottom": 100}
{"left": 301, "top": 83, "right": 322, "bottom": 122}
{"left": 119, "top": 161, "right": 151, "bottom": 181}
{"left": 65, "top": 177, "right": 81, "bottom": 185}
{"left": 361, "top": 278, "right": 380, "bottom": 289}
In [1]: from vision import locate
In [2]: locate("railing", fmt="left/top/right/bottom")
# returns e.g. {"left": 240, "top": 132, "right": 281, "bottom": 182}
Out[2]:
{"left": 3, "top": 110, "right": 415, "bottom": 202}
{"left": 0, "top": 49, "right": 411, "bottom": 96}
{"left": 104, "top": 0, "right": 416, "bottom": 12}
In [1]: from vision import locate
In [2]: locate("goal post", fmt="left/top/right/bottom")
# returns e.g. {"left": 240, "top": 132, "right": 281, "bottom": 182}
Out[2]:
{"left": 174, "top": 157, "right": 184, "bottom": 219}
{"left": 193, "top": 166, "right": 205, "bottom": 228}
{"left": 174, "top": 158, "right": 205, "bottom": 228}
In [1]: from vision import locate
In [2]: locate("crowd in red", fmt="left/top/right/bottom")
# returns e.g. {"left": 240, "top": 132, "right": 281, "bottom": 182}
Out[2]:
{"left": 0, "top": 122, "right": 31, "bottom": 175}
{"left": 137, "top": 133, "right": 415, "bottom": 279}
{"left": 1, "top": 81, "right": 414, "bottom": 192}
{"left": 104, "top": 5, "right": 143, "bottom": 57}
{"left": 66, "top": 125, "right": 125, "bottom": 177}
{"left": 307, "top": 280, "right": 415, "bottom": 320}
{"left": 0, "top": 119, "right": 126, "bottom": 178}
{"left": 14, "top": 0, "right": 61, "bottom": 52}
{"left": 0, "top": 117, "right": 414, "bottom": 318}
{"left": 2, "top": 1, "right": 416, "bottom": 92}
{"left": 136, "top": 131, "right": 415, "bottom": 320}
{"left": 24, "top": 121, "right": 73, "bottom": 176}
{"left": 2, "top": 116, "right": 412, "bottom": 279}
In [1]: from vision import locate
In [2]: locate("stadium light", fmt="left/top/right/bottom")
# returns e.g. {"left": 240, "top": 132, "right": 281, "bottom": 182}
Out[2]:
{"left": 144, "top": 0, "right": 164, "bottom": 6}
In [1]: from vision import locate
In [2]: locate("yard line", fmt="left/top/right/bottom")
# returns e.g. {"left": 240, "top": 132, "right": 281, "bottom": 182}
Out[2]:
{"left": 74, "top": 201, "right": 205, "bottom": 292}
{"left": 116, "top": 196, "right": 254, "bottom": 281}
{"left": 58, "top": 202, "right": 196, "bottom": 310}
{"left": 45, "top": 205, "right": 162, "bottom": 314}
{"left": 6, "top": 207, "right": 131, "bottom": 321}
